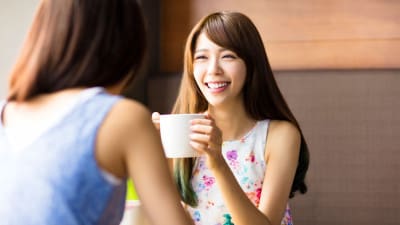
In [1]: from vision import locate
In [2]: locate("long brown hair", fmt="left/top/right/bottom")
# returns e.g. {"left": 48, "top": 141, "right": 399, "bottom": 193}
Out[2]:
{"left": 172, "top": 11, "right": 309, "bottom": 206}
{"left": 7, "top": 0, "right": 146, "bottom": 101}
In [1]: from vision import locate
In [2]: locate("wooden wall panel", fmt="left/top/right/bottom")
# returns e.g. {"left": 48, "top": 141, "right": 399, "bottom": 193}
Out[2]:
{"left": 161, "top": 0, "right": 400, "bottom": 72}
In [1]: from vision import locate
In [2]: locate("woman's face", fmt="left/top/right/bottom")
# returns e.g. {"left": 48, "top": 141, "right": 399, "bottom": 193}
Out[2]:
{"left": 192, "top": 32, "right": 247, "bottom": 108}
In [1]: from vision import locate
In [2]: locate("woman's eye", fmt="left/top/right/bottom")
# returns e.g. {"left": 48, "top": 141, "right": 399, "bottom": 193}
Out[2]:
{"left": 222, "top": 54, "right": 236, "bottom": 59}
{"left": 194, "top": 55, "right": 207, "bottom": 60}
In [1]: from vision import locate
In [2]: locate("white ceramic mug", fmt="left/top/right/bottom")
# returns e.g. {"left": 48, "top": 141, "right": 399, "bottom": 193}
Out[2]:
{"left": 159, "top": 114, "right": 205, "bottom": 158}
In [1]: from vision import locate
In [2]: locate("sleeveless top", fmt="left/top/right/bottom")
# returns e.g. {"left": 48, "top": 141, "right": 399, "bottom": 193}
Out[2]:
{"left": 0, "top": 88, "right": 126, "bottom": 225}
{"left": 186, "top": 120, "right": 293, "bottom": 225}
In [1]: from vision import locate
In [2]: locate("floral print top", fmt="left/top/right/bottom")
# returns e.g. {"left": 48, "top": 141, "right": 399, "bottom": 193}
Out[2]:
{"left": 186, "top": 120, "right": 293, "bottom": 225}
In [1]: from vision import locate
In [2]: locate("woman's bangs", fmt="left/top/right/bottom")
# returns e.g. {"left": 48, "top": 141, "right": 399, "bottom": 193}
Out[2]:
{"left": 204, "top": 18, "right": 234, "bottom": 50}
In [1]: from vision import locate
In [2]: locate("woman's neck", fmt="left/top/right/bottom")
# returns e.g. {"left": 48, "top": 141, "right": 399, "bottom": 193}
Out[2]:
{"left": 2, "top": 88, "right": 85, "bottom": 128}
{"left": 208, "top": 103, "right": 256, "bottom": 141}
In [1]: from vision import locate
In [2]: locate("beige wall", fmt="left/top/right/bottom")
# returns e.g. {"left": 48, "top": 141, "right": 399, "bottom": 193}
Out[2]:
{"left": 275, "top": 70, "right": 399, "bottom": 225}
{"left": 0, "top": 0, "right": 39, "bottom": 98}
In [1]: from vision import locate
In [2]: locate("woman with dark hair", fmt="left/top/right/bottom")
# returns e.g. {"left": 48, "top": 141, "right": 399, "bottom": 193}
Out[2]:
{"left": 0, "top": 0, "right": 193, "bottom": 225}
{"left": 153, "top": 11, "right": 309, "bottom": 225}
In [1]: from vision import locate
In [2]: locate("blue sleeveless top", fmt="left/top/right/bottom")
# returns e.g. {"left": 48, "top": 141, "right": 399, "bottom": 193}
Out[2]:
{"left": 0, "top": 88, "right": 126, "bottom": 225}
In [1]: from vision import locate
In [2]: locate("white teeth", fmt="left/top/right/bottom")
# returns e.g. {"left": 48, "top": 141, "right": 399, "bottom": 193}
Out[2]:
{"left": 207, "top": 82, "right": 228, "bottom": 89}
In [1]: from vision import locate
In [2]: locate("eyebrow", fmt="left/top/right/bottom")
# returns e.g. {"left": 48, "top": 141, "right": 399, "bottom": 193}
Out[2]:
{"left": 194, "top": 49, "right": 207, "bottom": 53}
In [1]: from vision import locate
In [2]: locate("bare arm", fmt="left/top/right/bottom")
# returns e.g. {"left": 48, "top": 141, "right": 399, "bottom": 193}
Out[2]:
{"left": 257, "top": 120, "right": 300, "bottom": 225}
{"left": 97, "top": 100, "right": 193, "bottom": 225}
{"left": 190, "top": 118, "right": 300, "bottom": 225}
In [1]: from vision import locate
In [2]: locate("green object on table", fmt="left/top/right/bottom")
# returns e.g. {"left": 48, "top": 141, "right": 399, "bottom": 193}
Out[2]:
{"left": 126, "top": 179, "right": 139, "bottom": 200}
{"left": 223, "top": 214, "right": 234, "bottom": 225}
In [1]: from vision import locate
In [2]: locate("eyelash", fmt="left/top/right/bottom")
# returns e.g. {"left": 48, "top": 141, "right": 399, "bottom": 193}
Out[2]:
{"left": 222, "top": 54, "right": 236, "bottom": 59}
{"left": 194, "top": 54, "right": 236, "bottom": 60}
{"left": 195, "top": 55, "right": 207, "bottom": 60}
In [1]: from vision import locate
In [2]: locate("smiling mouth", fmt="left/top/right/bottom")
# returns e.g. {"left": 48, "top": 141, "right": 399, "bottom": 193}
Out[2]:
{"left": 205, "top": 82, "right": 230, "bottom": 89}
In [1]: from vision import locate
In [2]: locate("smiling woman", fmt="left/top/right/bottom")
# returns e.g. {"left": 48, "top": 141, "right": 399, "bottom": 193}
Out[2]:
{"left": 152, "top": 11, "right": 310, "bottom": 225}
{"left": 192, "top": 33, "right": 247, "bottom": 105}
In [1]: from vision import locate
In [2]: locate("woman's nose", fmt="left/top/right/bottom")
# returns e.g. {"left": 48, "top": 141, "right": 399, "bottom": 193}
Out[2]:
{"left": 207, "top": 58, "right": 222, "bottom": 75}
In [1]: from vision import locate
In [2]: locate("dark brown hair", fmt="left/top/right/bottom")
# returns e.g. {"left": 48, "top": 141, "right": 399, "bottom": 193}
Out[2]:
{"left": 7, "top": 0, "right": 146, "bottom": 101}
{"left": 173, "top": 11, "right": 309, "bottom": 206}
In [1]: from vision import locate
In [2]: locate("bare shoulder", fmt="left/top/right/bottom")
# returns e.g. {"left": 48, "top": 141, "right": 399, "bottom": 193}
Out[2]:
{"left": 98, "top": 98, "right": 153, "bottom": 152}
{"left": 108, "top": 98, "right": 151, "bottom": 126}
{"left": 265, "top": 120, "right": 301, "bottom": 161}
{"left": 268, "top": 120, "right": 300, "bottom": 141}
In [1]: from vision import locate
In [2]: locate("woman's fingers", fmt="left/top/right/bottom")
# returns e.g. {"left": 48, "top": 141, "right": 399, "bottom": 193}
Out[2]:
{"left": 189, "top": 140, "right": 208, "bottom": 153}
{"left": 190, "top": 118, "right": 222, "bottom": 152}
{"left": 190, "top": 132, "right": 211, "bottom": 144}
{"left": 151, "top": 112, "right": 160, "bottom": 130}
